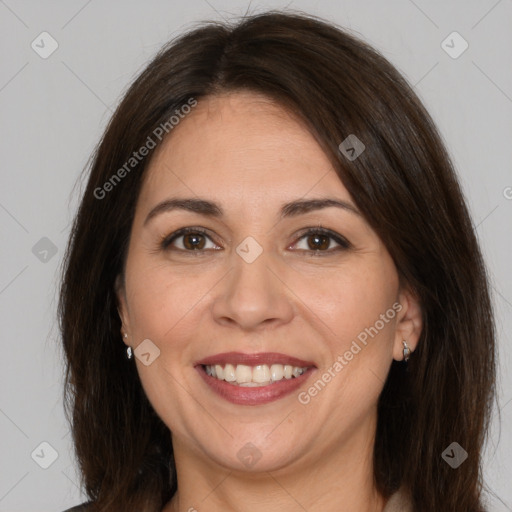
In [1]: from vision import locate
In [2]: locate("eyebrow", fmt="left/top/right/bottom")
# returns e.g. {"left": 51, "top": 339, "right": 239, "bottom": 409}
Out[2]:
{"left": 144, "top": 197, "right": 360, "bottom": 226}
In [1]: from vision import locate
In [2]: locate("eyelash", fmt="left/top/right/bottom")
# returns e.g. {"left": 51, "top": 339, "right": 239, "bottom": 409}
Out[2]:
{"left": 159, "top": 226, "right": 351, "bottom": 255}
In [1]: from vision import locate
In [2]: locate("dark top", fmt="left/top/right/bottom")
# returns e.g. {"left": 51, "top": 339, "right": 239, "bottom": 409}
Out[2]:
{"left": 62, "top": 487, "right": 412, "bottom": 511}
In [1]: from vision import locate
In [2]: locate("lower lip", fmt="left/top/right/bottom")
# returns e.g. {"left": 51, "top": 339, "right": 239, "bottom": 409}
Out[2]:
{"left": 196, "top": 365, "right": 315, "bottom": 406}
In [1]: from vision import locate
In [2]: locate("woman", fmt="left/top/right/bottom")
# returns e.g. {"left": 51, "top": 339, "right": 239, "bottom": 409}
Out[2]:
{"left": 59, "top": 10, "right": 496, "bottom": 512}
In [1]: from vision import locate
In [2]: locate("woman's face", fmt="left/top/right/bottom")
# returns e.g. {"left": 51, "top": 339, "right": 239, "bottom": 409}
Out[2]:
{"left": 118, "top": 91, "right": 419, "bottom": 474}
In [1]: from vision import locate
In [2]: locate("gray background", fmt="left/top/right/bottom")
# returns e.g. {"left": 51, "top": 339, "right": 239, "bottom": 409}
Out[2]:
{"left": 0, "top": 0, "right": 511, "bottom": 510}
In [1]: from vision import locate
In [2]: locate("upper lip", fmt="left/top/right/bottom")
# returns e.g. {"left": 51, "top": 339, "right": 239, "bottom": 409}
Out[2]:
{"left": 195, "top": 352, "right": 316, "bottom": 368}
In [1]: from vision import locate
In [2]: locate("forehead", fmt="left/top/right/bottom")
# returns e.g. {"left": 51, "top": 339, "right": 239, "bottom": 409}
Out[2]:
{"left": 138, "top": 91, "right": 352, "bottom": 212}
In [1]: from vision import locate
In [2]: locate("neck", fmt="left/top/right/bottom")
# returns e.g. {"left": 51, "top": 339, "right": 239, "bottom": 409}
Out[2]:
{"left": 163, "top": 414, "right": 386, "bottom": 512}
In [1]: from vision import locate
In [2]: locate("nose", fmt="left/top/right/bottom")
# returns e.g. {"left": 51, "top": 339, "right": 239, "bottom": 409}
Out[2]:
{"left": 210, "top": 247, "right": 295, "bottom": 332}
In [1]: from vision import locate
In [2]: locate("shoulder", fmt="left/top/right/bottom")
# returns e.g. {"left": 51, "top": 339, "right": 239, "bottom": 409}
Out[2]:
{"left": 383, "top": 486, "right": 413, "bottom": 512}
{"left": 61, "top": 503, "right": 92, "bottom": 512}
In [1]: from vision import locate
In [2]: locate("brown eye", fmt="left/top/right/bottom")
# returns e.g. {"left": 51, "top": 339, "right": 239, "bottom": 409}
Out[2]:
{"left": 161, "top": 228, "right": 220, "bottom": 252}
{"left": 306, "top": 233, "right": 331, "bottom": 251}
{"left": 182, "top": 232, "right": 206, "bottom": 250}
{"left": 292, "top": 228, "right": 351, "bottom": 253}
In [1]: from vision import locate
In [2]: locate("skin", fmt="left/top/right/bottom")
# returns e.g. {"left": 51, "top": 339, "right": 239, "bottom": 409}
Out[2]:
{"left": 117, "top": 91, "right": 422, "bottom": 512}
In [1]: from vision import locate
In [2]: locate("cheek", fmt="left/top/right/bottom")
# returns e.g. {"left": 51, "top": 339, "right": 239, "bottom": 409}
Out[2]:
{"left": 292, "top": 258, "right": 398, "bottom": 345}
{"left": 125, "top": 258, "right": 213, "bottom": 344}
{"left": 125, "top": 263, "right": 205, "bottom": 429}
{"left": 300, "top": 270, "right": 398, "bottom": 421}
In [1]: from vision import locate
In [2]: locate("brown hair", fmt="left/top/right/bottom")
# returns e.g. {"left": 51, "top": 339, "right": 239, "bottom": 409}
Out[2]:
{"left": 59, "top": 10, "right": 496, "bottom": 511}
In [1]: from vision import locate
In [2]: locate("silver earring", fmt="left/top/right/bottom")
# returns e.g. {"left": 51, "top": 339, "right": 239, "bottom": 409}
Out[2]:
{"left": 402, "top": 340, "right": 411, "bottom": 362}
{"left": 123, "top": 333, "right": 133, "bottom": 360}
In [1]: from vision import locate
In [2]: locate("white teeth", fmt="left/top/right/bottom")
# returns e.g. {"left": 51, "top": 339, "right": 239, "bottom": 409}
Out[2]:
{"left": 253, "top": 364, "right": 270, "bottom": 383}
{"left": 270, "top": 364, "right": 284, "bottom": 381}
{"left": 235, "top": 364, "right": 252, "bottom": 383}
{"left": 214, "top": 365, "right": 224, "bottom": 380}
{"left": 224, "top": 363, "right": 236, "bottom": 382}
{"left": 292, "top": 366, "right": 304, "bottom": 378}
{"left": 204, "top": 363, "right": 309, "bottom": 386}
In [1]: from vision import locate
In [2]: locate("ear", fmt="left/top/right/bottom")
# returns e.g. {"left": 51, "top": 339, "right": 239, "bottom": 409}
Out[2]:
{"left": 392, "top": 287, "right": 422, "bottom": 361}
{"left": 115, "top": 273, "right": 131, "bottom": 348}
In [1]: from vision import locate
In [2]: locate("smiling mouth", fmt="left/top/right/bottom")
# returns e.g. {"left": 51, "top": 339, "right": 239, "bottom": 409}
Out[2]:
{"left": 202, "top": 363, "right": 309, "bottom": 386}
{"left": 194, "top": 352, "right": 316, "bottom": 404}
